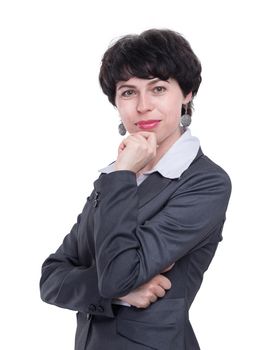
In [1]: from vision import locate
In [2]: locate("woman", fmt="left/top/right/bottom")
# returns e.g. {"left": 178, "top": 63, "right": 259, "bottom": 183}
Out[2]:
{"left": 40, "top": 29, "right": 231, "bottom": 349}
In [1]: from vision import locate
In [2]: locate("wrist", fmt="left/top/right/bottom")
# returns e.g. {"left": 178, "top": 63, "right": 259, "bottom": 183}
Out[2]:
{"left": 115, "top": 162, "right": 136, "bottom": 173}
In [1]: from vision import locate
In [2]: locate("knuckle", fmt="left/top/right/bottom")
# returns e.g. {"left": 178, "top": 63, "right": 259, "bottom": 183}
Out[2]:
{"left": 157, "top": 275, "right": 164, "bottom": 283}
{"left": 146, "top": 290, "right": 153, "bottom": 299}
{"left": 148, "top": 283, "right": 155, "bottom": 291}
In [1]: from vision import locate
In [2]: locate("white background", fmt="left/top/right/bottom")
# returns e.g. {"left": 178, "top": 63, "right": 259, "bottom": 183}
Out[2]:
{"left": 1, "top": 0, "right": 269, "bottom": 349}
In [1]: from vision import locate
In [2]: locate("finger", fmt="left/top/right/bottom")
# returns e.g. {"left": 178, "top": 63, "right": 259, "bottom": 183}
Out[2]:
{"left": 118, "top": 142, "right": 126, "bottom": 153}
{"left": 139, "top": 301, "right": 151, "bottom": 309}
{"left": 131, "top": 133, "right": 157, "bottom": 156}
{"left": 118, "top": 135, "right": 141, "bottom": 151}
{"left": 153, "top": 285, "right": 166, "bottom": 298}
{"left": 156, "top": 275, "right": 172, "bottom": 290}
{"left": 144, "top": 131, "right": 157, "bottom": 145}
{"left": 141, "top": 132, "right": 157, "bottom": 153}
{"left": 127, "top": 134, "right": 151, "bottom": 153}
{"left": 134, "top": 132, "right": 157, "bottom": 146}
{"left": 124, "top": 134, "right": 146, "bottom": 145}
{"left": 129, "top": 133, "right": 149, "bottom": 144}
{"left": 149, "top": 294, "right": 158, "bottom": 303}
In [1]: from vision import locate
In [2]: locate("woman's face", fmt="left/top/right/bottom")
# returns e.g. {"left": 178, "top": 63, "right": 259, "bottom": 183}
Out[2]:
{"left": 115, "top": 77, "right": 192, "bottom": 150}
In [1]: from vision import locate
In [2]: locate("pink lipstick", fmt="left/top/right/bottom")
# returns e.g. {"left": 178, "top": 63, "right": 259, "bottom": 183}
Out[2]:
{"left": 136, "top": 120, "right": 161, "bottom": 130}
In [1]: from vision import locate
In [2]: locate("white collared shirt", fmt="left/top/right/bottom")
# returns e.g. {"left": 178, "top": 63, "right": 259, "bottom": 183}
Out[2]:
{"left": 99, "top": 128, "right": 200, "bottom": 185}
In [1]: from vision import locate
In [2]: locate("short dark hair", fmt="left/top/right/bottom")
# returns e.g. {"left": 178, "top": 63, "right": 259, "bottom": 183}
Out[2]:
{"left": 99, "top": 29, "right": 202, "bottom": 114}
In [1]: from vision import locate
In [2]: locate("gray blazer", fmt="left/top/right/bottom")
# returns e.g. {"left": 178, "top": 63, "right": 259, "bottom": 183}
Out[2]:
{"left": 40, "top": 148, "right": 231, "bottom": 350}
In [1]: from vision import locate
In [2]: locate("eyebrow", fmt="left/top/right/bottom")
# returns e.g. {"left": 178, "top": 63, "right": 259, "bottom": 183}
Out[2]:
{"left": 116, "top": 78, "right": 169, "bottom": 91}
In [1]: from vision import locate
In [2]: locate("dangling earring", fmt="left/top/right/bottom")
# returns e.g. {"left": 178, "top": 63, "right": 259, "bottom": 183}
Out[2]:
{"left": 118, "top": 121, "right": 126, "bottom": 136}
{"left": 180, "top": 104, "right": 192, "bottom": 127}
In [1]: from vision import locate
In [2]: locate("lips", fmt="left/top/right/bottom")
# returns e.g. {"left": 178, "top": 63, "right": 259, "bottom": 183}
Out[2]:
{"left": 136, "top": 119, "right": 161, "bottom": 130}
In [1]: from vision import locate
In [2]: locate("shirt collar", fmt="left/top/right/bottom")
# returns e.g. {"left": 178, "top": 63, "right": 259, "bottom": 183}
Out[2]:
{"left": 99, "top": 128, "right": 200, "bottom": 179}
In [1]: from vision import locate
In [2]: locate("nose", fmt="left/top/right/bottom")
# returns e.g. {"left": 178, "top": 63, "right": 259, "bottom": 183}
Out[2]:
{"left": 136, "top": 93, "right": 153, "bottom": 113}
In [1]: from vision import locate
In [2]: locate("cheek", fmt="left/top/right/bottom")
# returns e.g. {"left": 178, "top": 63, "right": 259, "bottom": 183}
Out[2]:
{"left": 117, "top": 109, "right": 135, "bottom": 132}
{"left": 165, "top": 105, "right": 181, "bottom": 124}
{"left": 160, "top": 96, "right": 182, "bottom": 115}
{"left": 118, "top": 105, "right": 134, "bottom": 123}
{"left": 120, "top": 111, "right": 132, "bottom": 125}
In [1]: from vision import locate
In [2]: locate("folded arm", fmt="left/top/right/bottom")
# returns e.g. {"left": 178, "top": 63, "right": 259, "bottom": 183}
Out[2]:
{"left": 94, "top": 168, "right": 231, "bottom": 299}
{"left": 40, "top": 205, "right": 114, "bottom": 318}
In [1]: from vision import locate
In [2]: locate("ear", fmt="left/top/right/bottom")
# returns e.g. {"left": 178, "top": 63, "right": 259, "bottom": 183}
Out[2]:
{"left": 183, "top": 92, "right": 193, "bottom": 104}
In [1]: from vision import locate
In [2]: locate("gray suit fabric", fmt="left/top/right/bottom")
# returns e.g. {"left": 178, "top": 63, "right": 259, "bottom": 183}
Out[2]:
{"left": 40, "top": 148, "right": 231, "bottom": 349}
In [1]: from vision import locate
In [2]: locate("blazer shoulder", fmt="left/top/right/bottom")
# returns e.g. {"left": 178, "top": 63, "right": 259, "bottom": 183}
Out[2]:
{"left": 182, "top": 149, "right": 232, "bottom": 194}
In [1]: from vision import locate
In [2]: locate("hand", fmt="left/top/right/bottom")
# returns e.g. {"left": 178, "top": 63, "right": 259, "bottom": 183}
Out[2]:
{"left": 119, "top": 274, "right": 171, "bottom": 308}
{"left": 115, "top": 132, "right": 157, "bottom": 173}
{"left": 118, "top": 265, "right": 174, "bottom": 308}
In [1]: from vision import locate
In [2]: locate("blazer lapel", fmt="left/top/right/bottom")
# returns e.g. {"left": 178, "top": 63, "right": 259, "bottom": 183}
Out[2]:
{"left": 94, "top": 148, "right": 204, "bottom": 209}
{"left": 137, "top": 147, "right": 204, "bottom": 208}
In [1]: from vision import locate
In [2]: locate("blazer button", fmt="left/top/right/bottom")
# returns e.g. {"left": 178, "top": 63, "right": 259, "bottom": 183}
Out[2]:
{"left": 89, "top": 304, "right": 96, "bottom": 312}
{"left": 86, "top": 313, "right": 92, "bottom": 321}
{"left": 97, "top": 305, "right": 104, "bottom": 313}
{"left": 93, "top": 191, "right": 100, "bottom": 207}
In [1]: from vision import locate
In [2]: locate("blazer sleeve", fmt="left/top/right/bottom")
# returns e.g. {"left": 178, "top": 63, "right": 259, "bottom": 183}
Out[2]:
{"left": 39, "top": 203, "right": 114, "bottom": 318}
{"left": 93, "top": 167, "right": 231, "bottom": 299}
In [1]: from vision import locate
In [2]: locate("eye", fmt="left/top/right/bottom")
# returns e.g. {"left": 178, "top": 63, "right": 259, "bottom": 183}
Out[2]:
{"left": 121, "top": 89, "right": 136, "bottom": 97}
{"left": 153, "top": 86, "right": 166, "bottom": 94}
